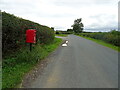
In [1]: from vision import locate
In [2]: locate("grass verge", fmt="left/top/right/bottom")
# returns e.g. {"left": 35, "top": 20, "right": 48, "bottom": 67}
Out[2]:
{"left": 2, "top": 38, "right": 62, "bottom": 88}
{"left": 55, "top": 34, "right": 69, "bottom": 37}
{"left": 76, "top": 35, "right": 119, "bottom": 52}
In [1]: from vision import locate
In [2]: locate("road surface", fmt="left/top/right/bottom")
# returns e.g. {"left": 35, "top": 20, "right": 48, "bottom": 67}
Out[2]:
{"left": 28, "top": 35, "right": 118, "bottom": 88}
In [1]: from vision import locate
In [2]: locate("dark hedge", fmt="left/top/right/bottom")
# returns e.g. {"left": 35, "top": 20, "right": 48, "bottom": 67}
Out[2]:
{"left": 2, "top": 12, "right": 55, "bottom": 56}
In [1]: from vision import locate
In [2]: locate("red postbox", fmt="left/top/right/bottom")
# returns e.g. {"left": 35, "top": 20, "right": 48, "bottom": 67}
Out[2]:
{"left": 26, "top": 29, "right": 36, "bottom": 43}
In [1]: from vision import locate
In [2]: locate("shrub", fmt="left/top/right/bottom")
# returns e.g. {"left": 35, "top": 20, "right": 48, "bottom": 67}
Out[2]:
{"left": 56, "top": 31, "right": 60, "bottom": 34}
{"left": 80, "top": 30, "right": 120, "bottom": 47}
{"left": 2, "top": 12, "right": 55, "bottom": 56}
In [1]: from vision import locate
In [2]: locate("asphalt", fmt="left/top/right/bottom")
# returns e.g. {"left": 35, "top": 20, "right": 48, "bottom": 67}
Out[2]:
{"left": 28, "top": 35, "right": 118, "bottom": 88}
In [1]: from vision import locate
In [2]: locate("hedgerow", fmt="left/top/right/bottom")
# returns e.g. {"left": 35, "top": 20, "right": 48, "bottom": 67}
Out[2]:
{"left": 2, "top": 12, "right": 55, "bottom": 56}
{"left": 80, "top": 30, "right": 120, "bottom": 47}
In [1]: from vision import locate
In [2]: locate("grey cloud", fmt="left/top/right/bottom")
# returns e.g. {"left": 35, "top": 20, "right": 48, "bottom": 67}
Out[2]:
{"left": 87, "top": 14, "right": 117, "bottom": 31}
{"left": 54, "top": 26, "right": 66, "bottom": 30}
{"left": 92, "top": 0, "right": 118, "bottom": 5}
{"left": 36, "top": 12, "right": 75, "bottom": 18}
{"left": 52, "top": 0, "right": 118, "bottom": 8}
{"left": 1, "top": 0, "right": 118, "bottom": 31}
{"left": 53, "top": 0, "right": 92, "bottom": 8}
{"left": 89, "top": 14, "right": 117, "bottom": 23}
{"left": 1, "top": 0, "right": 37, "bottom": 13}
{"left": 119, "top": 1, "right": 120, "bottom": 30}
{"left": 85, "top": 21, "right": 117, "bottom": 31}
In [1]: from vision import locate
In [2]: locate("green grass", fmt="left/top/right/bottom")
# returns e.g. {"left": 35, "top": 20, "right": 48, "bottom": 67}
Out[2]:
{"left": 55, "top": 34, "right": 69, "bottom": 37}
{"left": 2, "top": 38, "right": 62, "bottom": 88}
{"left": 77, "top": 35, "right": 119, "bottom": 52}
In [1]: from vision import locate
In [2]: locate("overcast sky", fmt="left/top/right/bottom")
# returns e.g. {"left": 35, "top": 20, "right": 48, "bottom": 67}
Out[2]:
{"left": 1, "top": 0, "right": 119, "bottom": 32}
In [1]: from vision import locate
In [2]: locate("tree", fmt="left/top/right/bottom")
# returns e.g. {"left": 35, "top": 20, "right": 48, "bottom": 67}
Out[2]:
{"left": 51, "top": 27, "right": 54, "bottom": 30}
{"left": 67, "top": 29, "right": 73, "bottom": 32}
{"left": 72, "top": 18, "right": 84, "bottom": 33}
{"left": 56, "top": 31, "right": 60, "bottom": 34}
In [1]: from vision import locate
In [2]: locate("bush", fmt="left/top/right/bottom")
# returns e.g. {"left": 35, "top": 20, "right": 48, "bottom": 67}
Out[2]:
{"left": 56, "top": 31, "right": 60, "bottom": 34}
{"left": 56, "top": 31, "right": 72, "bottom": 34}
{"left": 80, "top": 30, "right": 120, "bottom": 47}
{"left": 2, "top": 12, "right": 55, "bottom": 56}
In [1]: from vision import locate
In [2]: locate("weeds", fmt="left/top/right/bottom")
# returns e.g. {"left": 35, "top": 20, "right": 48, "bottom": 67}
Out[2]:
{"left": 2, "top": 38, "right": 62, "bottom": 88}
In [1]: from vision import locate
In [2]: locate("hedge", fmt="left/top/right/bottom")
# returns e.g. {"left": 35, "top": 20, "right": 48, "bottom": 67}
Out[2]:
{"left": 2, "top": 12, "right": 55, "bottom": 56}
{"left": 80, "top": 30, "right": 120, "bottom": 47}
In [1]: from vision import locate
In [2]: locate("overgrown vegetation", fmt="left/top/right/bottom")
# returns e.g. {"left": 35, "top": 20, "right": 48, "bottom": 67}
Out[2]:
{"left": 2, "top": 12, "right": 55, "bottom": 56}
{"left": 2, "top": 12, "right": 62, "bottom": 88}
{"left": 2, "top": 38, "right": 62, "bottom": 88}
{"left": 78, "top": 30, "right": 120, "bottom": 47}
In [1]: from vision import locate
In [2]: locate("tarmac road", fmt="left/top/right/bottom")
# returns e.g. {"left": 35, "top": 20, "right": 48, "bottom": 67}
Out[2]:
{"left": 29, "top": 35, "right": 118, "bottom": 88}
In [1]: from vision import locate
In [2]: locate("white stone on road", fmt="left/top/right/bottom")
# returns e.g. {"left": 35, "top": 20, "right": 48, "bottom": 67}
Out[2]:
{"left": 62, "top": 43, "right": 67, "bottom": 47}
{"left": 66, "top": 40, "right": 68, "bottom": 43}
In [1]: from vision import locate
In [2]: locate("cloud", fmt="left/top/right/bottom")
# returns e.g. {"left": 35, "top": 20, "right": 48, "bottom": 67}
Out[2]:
{"left": 52, "top": 0, "right": 118, "bottom": 8}
{"left": 119, "top": 1, "right": 120, "bottom": 31}
{"left": 1, "top": 0, "right": 118, "bottom": 31}
{"left": 87, "top": 14, "right": 117, "bottom": 29}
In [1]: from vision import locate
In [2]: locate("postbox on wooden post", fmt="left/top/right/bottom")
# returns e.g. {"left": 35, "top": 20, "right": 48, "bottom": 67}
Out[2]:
{"left": 26, "top": 29, "right": 36, "bottom": 51}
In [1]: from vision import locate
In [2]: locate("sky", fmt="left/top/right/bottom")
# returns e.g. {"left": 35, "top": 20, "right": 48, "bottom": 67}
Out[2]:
{"left": 1, "top": 0, "right": 119, "bottom": 32}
